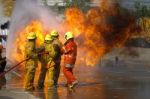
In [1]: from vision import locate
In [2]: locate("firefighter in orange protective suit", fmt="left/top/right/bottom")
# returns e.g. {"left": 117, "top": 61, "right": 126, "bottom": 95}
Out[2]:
{"left": 61, "top": 32, "right": 78, "bottom": 89}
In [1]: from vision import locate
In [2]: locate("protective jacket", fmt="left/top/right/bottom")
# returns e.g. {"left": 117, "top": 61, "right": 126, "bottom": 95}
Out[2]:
{"left": 52, "top": 38, "right": 63, "bottom": 60}
{"left": 61, "top": 39, "right": 77, "bottom": 66}
{"left": 39, "top": 42, "right": 56, "bottom": 68}
{"left": 25, "top": 41, "right": 38, "bottom": 67}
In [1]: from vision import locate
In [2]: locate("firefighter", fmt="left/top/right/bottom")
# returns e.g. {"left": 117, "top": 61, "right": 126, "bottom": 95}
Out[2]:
{"left": 0, "top": 44, "right": 6, "bottom": 89}
{"left": 37, "top": 34, "right": 56, "bottom": 89}
{"left": 0, "top": 44, "right": 6, "bottom": 73}
{"left": 50, "top": 30, "right": 63, "bottom": 86}
{"left": 24, "top": 32, "right": 38, "bottom": 91}
{"left": 61, "top": 32, "right": 78, "bottom": 89}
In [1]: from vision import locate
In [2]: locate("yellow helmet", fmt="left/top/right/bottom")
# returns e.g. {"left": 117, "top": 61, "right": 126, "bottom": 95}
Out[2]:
{"left": 27, "top": 32, "right": 36, "bottom": 40}
{"left": 65, "top": 32, "right": 74, "bottom": 40}
{"left": 50, "top": 30, "right": 59, "bottom": 37}
{"left": 45, "top": 34, "right": 53, "bottom": 41}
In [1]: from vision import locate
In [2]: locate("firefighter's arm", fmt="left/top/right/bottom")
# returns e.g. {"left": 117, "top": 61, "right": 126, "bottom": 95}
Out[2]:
{"left": 25, "top": 49, "right": 38, "bottom": 59}
{"left": 53, "top": 44, "right": 59, "bottom": 52}
{"left": 53, "top": 44, "right": 60, "bottom": 57}
{"left": 61, "top": 46, "right": 65, "bottom": 54}
{"left": 59, "top": 41, "right": 63, "bottom": 48}
{"left": 25, "top": 47, "right": 32, "bottom": 59}
{"left": 47, "top": 58, "right": 55, "bottom": 69}
{"left": 25, "top": 43, "right": 35, "bottom": 59}
{"left": 32, "top": 53, "right": 38, "bottom": 59}
{"left": 61, "top": 45, "right": 72, "bottom": 54}
{"left": 26, "top": 52, "right": 37, "bottom": 59}
{"left": 36, "top": 45, "right": 47, "bottom": 60}
{"left": 36, "top": 45, "right": 45, "bottom": 53}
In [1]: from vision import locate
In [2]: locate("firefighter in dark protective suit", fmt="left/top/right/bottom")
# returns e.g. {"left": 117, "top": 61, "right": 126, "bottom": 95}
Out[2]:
{"left": 0, "top": 44, "right": 6, "bottom": 89}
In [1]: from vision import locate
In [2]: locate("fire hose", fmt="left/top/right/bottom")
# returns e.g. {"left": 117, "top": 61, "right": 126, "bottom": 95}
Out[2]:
{"left": 0, "top": 58, "right": 30, "bottom": 77}
{"left": 0, "top": 52, "right": 49, "bottom": 78}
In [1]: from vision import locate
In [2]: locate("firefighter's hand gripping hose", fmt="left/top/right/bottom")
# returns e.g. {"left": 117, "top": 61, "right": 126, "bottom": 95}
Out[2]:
{"left": 0, "top": 52, "right": 49, "bottom": 78}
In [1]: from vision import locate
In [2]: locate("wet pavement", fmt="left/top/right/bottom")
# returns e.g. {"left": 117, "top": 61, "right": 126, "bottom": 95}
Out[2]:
{"left": 0, "top": 59, "right": 150, "bottom": 99}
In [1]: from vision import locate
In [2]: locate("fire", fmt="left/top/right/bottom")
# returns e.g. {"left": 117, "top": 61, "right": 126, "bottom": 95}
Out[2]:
{"left": 63, "top": 7, "right": 106, "bottom": 66}
{"left": 11, "top": 0, "right": 136, "bottom": 67}
{"left": 63, "top": 0, "right": 135, "bottom": 66}
{"left": 11, "top": 20, "right": 45, "bottom": 64}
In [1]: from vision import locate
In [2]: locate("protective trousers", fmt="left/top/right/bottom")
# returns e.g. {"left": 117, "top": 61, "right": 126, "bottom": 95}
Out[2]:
{"left": 38, "top": 61, "right": 55, "bottom": 88}
{"left": 54, "top": 60, "right": 61, "bottom": 85}
{"left": 45, "top": 66, "right": 55, "bottom": 87}
{"left": 37, "top": 63, "right": 47, "bottom": 88}
{"left": 25, "top": 60, "right": 36, "bottom": 90}
{"left": 63, "top": 66, "right": 76, "bottom": 84}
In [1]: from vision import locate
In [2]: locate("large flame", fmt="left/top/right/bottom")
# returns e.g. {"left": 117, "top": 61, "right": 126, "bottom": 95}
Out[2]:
{"left": 62, "top": 0, "right": 135, "bottom": 66}
{"left": 11, "top": 21, "right": 45, "bottom": 64}
{"left": 11, "top": 0, "right": 136, "bottom": 67}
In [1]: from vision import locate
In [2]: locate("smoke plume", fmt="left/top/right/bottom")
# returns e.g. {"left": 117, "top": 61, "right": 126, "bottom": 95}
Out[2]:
{"left": 6, "top": 0, "right": 60, "bottom": 62}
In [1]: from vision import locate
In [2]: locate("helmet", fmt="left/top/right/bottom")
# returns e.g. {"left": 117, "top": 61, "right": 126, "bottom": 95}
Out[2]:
{"left": 45, "top": 34, "right": 53, "bottom": 41}
{"left": 65, "top": 32, "right": 74, "bottom": 40}
{"left": 50, "top": 30, "right": 59, "bottom": 37}
{"left": 27, "top": 32, "right": 36, "bottom": 40}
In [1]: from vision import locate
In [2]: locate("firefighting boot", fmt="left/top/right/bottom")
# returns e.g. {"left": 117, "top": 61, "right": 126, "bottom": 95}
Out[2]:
{"left": 37, "top": 85, "right": 44, "bottom": 89}
{"left": 68, "top": 80, "right": 78, "bottom": 89}
{"left": 25, "top": 86, "right": 35, "bottom": 92}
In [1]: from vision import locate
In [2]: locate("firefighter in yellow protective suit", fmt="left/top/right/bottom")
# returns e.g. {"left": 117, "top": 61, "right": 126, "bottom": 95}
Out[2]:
{"left": 37, "top": 34, "right": 56, "bottom": 89}
{"left": 24, "top": 32, "right": 38, "bottom": 91}
{"left": 50, "top": 30, "right": 63, "bottom": 86}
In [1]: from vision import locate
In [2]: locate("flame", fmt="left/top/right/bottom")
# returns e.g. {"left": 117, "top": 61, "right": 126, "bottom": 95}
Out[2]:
{"left": 11, "top": 20, "right": 45, "bottom": 64}
{"left": 10, "top": 0, "right": 136, "bottom": 67}
{"left": 63, "top": 0, "right": 135, "bottom": 66}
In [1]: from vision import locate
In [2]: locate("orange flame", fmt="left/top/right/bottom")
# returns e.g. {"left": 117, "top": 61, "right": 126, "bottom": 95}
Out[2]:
{"left": 11, "top": 20, "right": 45, "bottom": 65}
{"left": 62, "top": 0, "right": 135, "bottom": 66}
{"left": 11, "top": 0, "right": 136, "bottom": 67}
